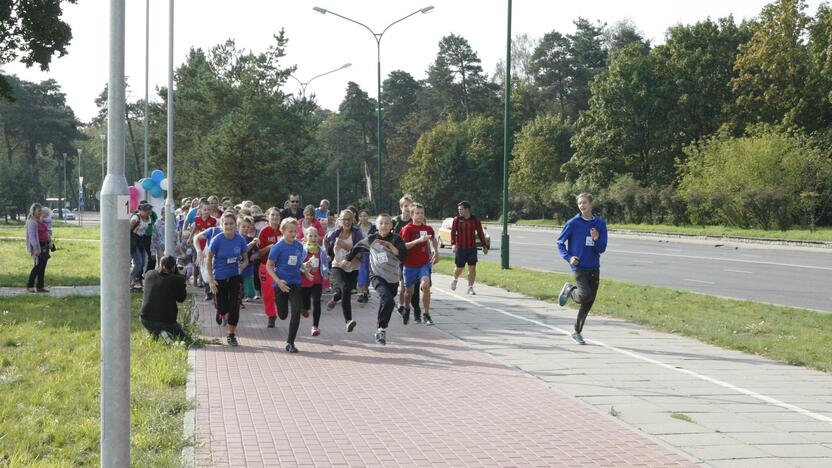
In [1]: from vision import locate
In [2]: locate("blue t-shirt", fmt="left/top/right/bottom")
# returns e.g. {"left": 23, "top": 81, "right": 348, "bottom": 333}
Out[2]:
{"left": 209, "top": 232, "right": 248, "bottom": 280}
{"left": 200, "top": 226, "right": 222, "bottom": 250}
{"left": 186, "top": 207, "right": 199, "bottom": 225}
{"left": 556, "top": 214, "right": 608, "bottom": 271}
{"left": 267, "top": 239, "right": 307, "bottom": 286}
{"left": 315, "top": 208, "right": 328, "bottom": 220}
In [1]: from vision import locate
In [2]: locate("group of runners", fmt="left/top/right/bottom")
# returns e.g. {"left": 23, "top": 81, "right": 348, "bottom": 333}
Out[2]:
{"left": 128, "top": 191, "right": 607, "bottom": 352}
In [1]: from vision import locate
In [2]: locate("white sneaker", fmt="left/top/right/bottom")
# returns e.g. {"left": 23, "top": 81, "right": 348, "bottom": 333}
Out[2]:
{"left": 467, "top": 286, "right": 476, "bottom": 295}
{"left": 450, "top": 279, "right": 458, "bottom": 291}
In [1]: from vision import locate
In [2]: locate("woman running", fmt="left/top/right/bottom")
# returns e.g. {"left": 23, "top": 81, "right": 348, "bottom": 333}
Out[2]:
{"left": 324, "top": 209, "right": 365, "bottom": 332}
{"left": 206, "top": 212, "right": 249, "bottom": 346}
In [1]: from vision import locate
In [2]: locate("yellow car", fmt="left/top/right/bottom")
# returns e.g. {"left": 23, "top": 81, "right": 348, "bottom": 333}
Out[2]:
{"left": 437, "top": 217, "right": 491, "bottom": 250}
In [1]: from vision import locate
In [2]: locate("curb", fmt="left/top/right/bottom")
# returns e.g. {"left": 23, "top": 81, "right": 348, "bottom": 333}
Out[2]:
{"left": 181, "top": 348, "right": 196, "bottom": 468}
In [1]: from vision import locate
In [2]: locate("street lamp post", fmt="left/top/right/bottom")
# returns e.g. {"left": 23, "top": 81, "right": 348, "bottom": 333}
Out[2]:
{"left": 501, "top": 0, "right": 512, "bottom": 270}
{"left": 78, "top": 149, "right": 83, "bottom": 226}
{"left": 62, "top": 152, "right": 67, "bottom": 219}
{"left": 313, "top": 5, "right": 434, "bottom": 212}
{"left": 164, "top": 0, "right": 176, "bottom": 256}
{"left": 143, "top": 0, "right": 149, "bottom": 179}
{"left": 289, "top": 63, "right": 352, "bottom": 100}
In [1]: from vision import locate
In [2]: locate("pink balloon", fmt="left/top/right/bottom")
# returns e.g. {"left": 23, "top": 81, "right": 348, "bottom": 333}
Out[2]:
{"left": 128, "top": 186, "right": 139, "bottom": 211}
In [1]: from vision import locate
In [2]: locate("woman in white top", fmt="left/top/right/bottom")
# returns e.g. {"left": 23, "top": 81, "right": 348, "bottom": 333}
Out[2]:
{"left": 323, "top": 210, "right": 365, "bottom": 332}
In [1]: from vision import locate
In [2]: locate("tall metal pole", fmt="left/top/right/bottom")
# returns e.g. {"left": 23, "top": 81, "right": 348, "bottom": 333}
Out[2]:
{"left": 62, "top": 152, "right": 67, "bottom": 218}
{"left": 501, "top": 0, "right": 512, "bottom": 270}
{"left": 143, "top": 0, "right": 149, "bottom": 178}
{"left": 78, "top": 149, "right": 83, "bottom": 226}
{"left": 164, "top": 0, "right": 176, "bottom": 256}
{"left": 101, "top": 0, "right": 131, "bottom": 465}
{"left": 376, "top": 43, "right": 383, "bottom": 213}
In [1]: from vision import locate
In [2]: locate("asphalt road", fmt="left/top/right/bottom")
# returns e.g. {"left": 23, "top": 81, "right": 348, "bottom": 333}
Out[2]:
{"left": 458, "top": 225, "right": 832, "bottom": 312}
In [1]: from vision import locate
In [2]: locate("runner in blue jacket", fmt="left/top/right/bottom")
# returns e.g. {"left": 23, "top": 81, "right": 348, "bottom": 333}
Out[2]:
{"left": 556, "top": 193, "right": 608, "bottom": 345}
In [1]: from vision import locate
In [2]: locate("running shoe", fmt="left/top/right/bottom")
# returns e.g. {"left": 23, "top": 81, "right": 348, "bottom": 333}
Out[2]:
{"left": 252, "top": 295, "right": 261, "bottom": 302}
{"left": 571, "top": 332, "right": 586, "bottom": 345}
{"left": 413, "top": 316, "right": 422, "bottom": 324}
{"left": 357, "top": 292, "right": 368, "bottom": 304}
{"left": 346, "top": 320, "right": 357, "bottom": 332}
{"left": 558, "top": 282, "right": 573, "bottom": 307}
{"left": 374, "top": 329, "right": 386, "bottom": 345}
{"left": 267, "top": 316, "right": 276, "bottom": 328}
{"left": 36, "top": 288, "right": 50, "bottom": 293}
{"left": 311, "top": 326, "right": 320, "bottom": 337}
{"left": 450, "top": 279, "right": 458, "bottom": 291}
{"left": 215, "top": 312, "right": 223, "bottom": 325}
{"left": 397, "top": 305, "right": 405, "bottom": 317}
{"left": 467, "top": 286, "right": 476, "bottom": 295}
{"left": 402, "top": 308, "right": 410, "bottom": 325}
{"left": 227, "top": 333, "right": 238, "bottom": 347}
{"left": 424, "top": 314, "right": 434, "bottom": 326}
{"left": 326, "top": 299, "right": 338, "bottom": 311}
{"left": 301, "top": 308, "right": 309, "bottom": 318}
{"left": 285, "top": 343, "right": 298, "bottom": 353}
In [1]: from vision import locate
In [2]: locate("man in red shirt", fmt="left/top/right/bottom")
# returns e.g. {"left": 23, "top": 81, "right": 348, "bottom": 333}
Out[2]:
{"left": 257, "top": 208, "right": 283, "bottom": 327}
{"left": 400, "top": 203, "right": 440, "bottom": 325}
{"left": 450, "top": 201, "right": 488, "bottom": 295}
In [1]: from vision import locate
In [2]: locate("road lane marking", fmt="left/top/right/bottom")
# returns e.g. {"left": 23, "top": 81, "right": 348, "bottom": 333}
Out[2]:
{"left": 724, "top": 269, "right": 753, "bottom": 274}
{"left": 435, "top": 286, "right": 832, "bottom": 425}
{"left": 684, "top": 279, "right": 715, "bottom": 285}
{"left": 608, "top": 249, "right": 832, "bottom": 271}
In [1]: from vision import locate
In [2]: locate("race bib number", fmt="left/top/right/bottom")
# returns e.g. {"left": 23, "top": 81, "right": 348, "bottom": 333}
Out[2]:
{"left": 311, "top": 257, "right": 319, "bottom": 268}
{"left": 585, "top": 236, "right": 595, "bottom": 246}
{"left": 377, "top": 252, "right": 389, "bottom": 263}
{"left": 288, "top": 255, "right": 298, "bottom": 266}
{"left": 226, "top": 257, "right": 237, "bottom": 264}
{"left": 186, "top": 248, "right": 193, "bottom": 255}
{"left": 420, "top": 230, "right": 428, "bottom": 238}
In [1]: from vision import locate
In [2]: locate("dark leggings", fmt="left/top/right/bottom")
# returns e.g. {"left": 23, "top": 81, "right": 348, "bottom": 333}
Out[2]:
{"left": 570, "top": 269, "right": 600, "bottom": 333}
{"left": 252, "top": 259, "right": 262, "bottom": 293}
{"left": 331, "top": 268, "right": 358, "bottom": 322}
{"left": 373, "top": 277, "right": 398, "bottom": 329}
{"left": 302, "top": 284, "right": 323, "bottom": 327}
{"left": 216, "top": 276, "right": 242, "bottom": 326}
{"left": 27, "top": 246, "right": 50, "bottom": 289}
{"left": 276, "top": 284, "right": 302, "bottom": 344}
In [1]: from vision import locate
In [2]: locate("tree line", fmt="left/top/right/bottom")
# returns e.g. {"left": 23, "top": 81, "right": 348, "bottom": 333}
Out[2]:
{"left": 1, "top": 0, "right": 830, "bottom": 230}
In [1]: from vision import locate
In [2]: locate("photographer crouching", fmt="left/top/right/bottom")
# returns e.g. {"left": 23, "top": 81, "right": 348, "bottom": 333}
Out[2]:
{"left": 140, "top": 255, "right": 190, "bottom": 343}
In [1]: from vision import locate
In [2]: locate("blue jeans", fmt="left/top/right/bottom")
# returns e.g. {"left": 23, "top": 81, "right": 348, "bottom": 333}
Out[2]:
{"left": 131, "top": 244, "right": 148, "bottom": 280}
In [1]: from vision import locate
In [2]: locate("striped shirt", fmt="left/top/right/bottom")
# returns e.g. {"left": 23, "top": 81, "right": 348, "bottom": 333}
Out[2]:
{"left": 451, "top": 215, "right": 486, "bottom": 249}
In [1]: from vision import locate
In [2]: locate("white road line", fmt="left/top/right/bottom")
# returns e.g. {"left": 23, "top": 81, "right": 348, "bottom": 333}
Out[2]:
{"left": 434, "top": 286, "right": 832, "bottom": 425}
{"left": 609, "top": 249, "right": 832, "bottom": 271}
{"left": 684, "top": 278, "right": 715, "bottom": 285}
{"left": 724, "top": 269, "right": 754, "bottom": 274}
{"left": 633, "top": 260, "right": 654, "bottom": 264}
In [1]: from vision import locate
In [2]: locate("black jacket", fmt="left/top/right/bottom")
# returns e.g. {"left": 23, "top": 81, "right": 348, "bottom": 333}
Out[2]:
{"left": 140, "top": 270, "right": 187, "bottom": 323}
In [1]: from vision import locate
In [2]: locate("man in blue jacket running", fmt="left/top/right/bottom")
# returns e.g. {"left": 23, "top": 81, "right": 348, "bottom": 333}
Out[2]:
{"left": 556, "top": 193, "right": 608, "bottom": 345}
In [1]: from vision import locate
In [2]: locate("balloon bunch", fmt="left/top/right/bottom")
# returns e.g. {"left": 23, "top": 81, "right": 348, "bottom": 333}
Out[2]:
{"left": 128, "top": 169, "right": 168, "bottom": 212}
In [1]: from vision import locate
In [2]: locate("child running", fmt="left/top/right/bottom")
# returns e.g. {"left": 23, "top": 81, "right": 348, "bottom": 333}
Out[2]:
{"left": 355, "top": 209, "right": 373, "bottom": 304}
{"left": 400, "top": 203, "right": 439, "bottom": 325}
{"left": 343, "top": 213, "right": 408, "bottom": 345}
{"left": 557, "top": 193, "right": 608, "bottom": 345}
{"left": 206, "top": 212, "right": 249, "bottom": 346}
{"left": 257, "top": 208, "right": 282, "bottom": 328}
{"left": 300, "top": 226, "right": 329, "bottom": 337}
{"left": 238, "top": 216, "right": 259, "bottom": 302}
{"left": 266, "top": 218, "right": 307, "bottom": 353}
{"left": 324, "top": 209, "right": 365, "bottom": 332}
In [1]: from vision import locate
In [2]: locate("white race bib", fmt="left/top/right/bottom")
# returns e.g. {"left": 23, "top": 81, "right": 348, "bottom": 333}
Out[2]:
{"left": 585, "top": 236, "right": 595, "bottom": 246}
{"left": 288, "top": 255, "right": 298, "bottom": 266}
{"left": 377, "top": 252, "right": 389, "bottom": 263}
{"left": 311, "top": 257, "right": 319, "bottom": 268}
{"left": 420, "top": 230, "right": 428, "bottom": 238}
{"left": 226, "top": 257, "right": 237, "bottom": 264}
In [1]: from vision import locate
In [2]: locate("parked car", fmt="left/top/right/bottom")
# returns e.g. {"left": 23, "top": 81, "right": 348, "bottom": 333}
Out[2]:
{"left": 52, "top": 208, "right": 75, "bottom": 220}
{"left": 437, "top": 217, "right": 490, "bottom": 250}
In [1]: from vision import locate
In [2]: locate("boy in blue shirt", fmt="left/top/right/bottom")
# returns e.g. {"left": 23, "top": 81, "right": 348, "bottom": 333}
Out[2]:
{"left": 556, "top": 193, "right": 608, "bottom": 345}
{"left": 266, "top": 218, "right": 307, "bottom": 353}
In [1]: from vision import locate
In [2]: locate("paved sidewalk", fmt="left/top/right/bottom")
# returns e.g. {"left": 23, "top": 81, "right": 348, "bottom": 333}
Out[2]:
{"left": 0, "top": 285, "right": 101, "bottom": 297}
{"left": 427, "top": 276, "right": 832, "bottom": 468}
{"left": 191, "top": 291, "right": 695, "bottom": 467}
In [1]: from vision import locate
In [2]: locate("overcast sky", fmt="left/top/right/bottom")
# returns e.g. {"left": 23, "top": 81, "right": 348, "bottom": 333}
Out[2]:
{"left": 2, "top": 0, "right": 825, "bottom": 123}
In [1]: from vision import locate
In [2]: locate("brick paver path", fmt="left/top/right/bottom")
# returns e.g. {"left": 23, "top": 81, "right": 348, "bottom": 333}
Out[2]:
{"left": 192, "top": 293, "right": 694, "bottom": 467}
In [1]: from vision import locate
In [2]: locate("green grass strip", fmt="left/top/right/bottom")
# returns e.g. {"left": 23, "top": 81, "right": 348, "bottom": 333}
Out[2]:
{"left": 0, "top": 239, "right": 100, "bottom": 287}
{"left": 0, "top": 223, "right": 101, "bottom": 240}
{"left": 432, "top": 260, "right": 832, "bottom": 373}
{"left": 0, "top": 295, "right": 189, "bottom": 466}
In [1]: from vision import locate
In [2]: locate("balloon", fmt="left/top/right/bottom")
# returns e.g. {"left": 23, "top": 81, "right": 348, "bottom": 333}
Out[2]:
{"left": 141, "top": 178, "right": 154, "bottom": 190}
{"left": 151, "top": 169, "right": 164, "bottom": 183}
{"left": 128, "top": 186, "right": 139, "bottom": 211}
{"left": 150, "top": 186, "right": 164, "bottom": 198}
{"left": 160, "top": 178, "right": 168, "bottom": 191}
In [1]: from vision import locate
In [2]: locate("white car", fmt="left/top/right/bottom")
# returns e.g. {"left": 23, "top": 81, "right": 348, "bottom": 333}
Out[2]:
{"left": 52, "top": 208, "right": 76, "bottom": 220}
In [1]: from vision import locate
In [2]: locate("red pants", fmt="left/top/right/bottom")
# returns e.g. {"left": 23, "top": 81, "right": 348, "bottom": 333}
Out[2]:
{"left": 258, "top": 263, "right": 276, "bottom": 318}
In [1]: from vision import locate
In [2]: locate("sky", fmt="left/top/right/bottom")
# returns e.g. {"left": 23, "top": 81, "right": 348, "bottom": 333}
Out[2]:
{"left": 2, "top": 0, "right": 825, "bottom": 123}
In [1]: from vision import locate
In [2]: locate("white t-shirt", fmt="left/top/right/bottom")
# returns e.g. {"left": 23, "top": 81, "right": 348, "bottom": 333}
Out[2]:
{"left": 131, "top": 214, "right": 149, "bottom": 236}
{"left": 333, "top": 234, "right": 354, "bottom": 272}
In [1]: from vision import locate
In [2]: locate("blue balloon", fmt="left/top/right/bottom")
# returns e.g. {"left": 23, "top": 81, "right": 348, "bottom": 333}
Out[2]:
{"left": 151, "top": 169, "right": 164, "bottom": 183}
{"left": 149, "top": 186, "right": 164, "bottom": 198}
{"left": 141, "top": 178, "right": 154, "bottom": 190}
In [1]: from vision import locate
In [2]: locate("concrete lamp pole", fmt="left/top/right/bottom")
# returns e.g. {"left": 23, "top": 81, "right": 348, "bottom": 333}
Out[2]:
{"left": 313, "top": 5, "right": 434, "bottom": 212}
{"left": 501, "top": 0, "right": 512, "bottom": 270}
{"left": 164, "top": 0, "right": 176, "bottom": 256}
{"left": 101, "top": 0, "right": 132, "bottom": 465}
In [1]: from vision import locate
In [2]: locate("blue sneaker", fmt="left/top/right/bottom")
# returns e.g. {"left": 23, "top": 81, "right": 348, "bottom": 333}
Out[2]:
{"left": 558, "top": 282, "right": 573, "bottom": 306}
{"left": 571, "top": 332, "right": 586, "bottom": 345}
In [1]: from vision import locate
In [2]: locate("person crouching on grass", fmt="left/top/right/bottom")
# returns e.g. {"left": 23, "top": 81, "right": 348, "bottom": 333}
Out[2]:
{"left": 266, "top": 218, "right": 307, "bottom": 353}
{"left": 206, "top": 212, "right": 249, "bottom": 347}
{"left": 140, "top": 255, "right": 190, "bottom": 344}
{"left": 556, "top": 193, "right": 608, "bottom": 345}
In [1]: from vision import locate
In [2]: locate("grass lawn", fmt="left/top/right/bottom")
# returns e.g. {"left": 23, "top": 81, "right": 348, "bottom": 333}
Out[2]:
{"left": 0, "top": 295, "right": 190, "bottom": 466}
{"left": 0, "top": 238, "right": 100, "bottom": 287}
{"left": 0, "top": 222, "right": 100, "bottom": 240}
{"left": 514, "top": 220, "right": 832, "bottom": 243}
{"left": 432, "top": 260, "right": 832, "bottom": 373}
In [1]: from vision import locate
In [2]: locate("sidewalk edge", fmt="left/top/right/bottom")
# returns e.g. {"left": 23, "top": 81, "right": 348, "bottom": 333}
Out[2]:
{"left": 181, "top": 347, "right": 196, "bottom": 468}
